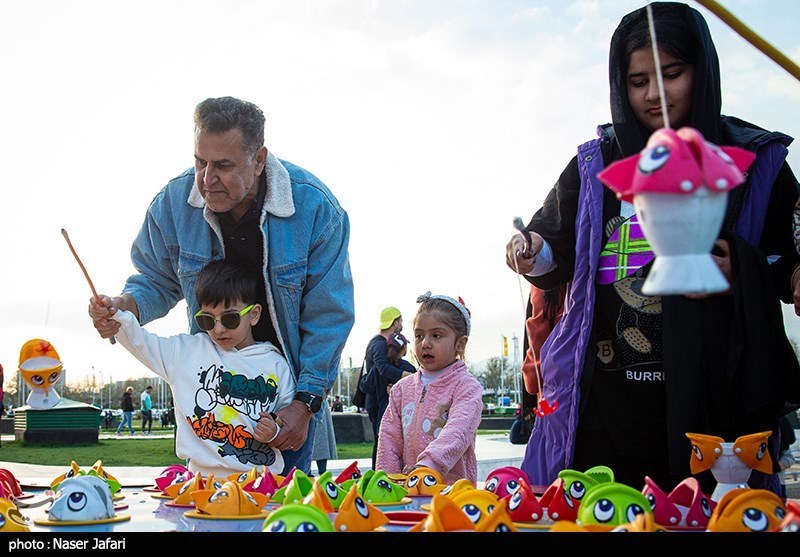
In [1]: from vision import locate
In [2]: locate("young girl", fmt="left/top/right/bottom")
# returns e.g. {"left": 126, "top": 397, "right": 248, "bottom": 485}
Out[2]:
{"left": 376, "top": 291, "right": 484, "bottom": 484}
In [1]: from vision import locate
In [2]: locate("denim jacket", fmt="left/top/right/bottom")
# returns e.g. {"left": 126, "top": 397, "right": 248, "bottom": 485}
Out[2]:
{"left": 123, "top": 151, "right": 355, "bottom": 398}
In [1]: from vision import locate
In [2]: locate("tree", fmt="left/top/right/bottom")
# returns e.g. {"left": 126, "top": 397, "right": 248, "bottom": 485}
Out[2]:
{"left": 474, "top": 356, "right": 509, "bottom": 395}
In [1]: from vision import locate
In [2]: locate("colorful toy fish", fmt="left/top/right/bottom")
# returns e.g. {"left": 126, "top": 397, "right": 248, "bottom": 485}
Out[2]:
{"left": 404, "top": 466, "right": 446, "bottom": 496}
{"left": 271, "top": 469, "right": 314, "bottom": 504}
{"left": 356, "top": 469, "right": 408, "bottom": 505}
{"left": 0, "top": 498, "right": 30, "bottom": 532}
{"left": 333, "top": 484, "right": 389, "bottom": 532}
{"left": 575, "top": 482, "right": 652, "bottom": 531}
{"left": 262, "top": 503, "right": 335, "bottom": 532}
{"left": 598, "top": 126, "right": 755, "bottom": 295}
{"left": 243, "top": 468, "right": 281, "bottom": 498}
{"left": 48, "top": 476, "right": 115, "bottom": 522}
{"left": 505, "top": 475, "right": 546, "bottom": 525}
{"left": 706, "top": 487, "right": 786, "bottom": 532}
{"left": 686, "top": 431, "right": 773, "bottom": 501}
{"left": 17, "top": 339, "right": 63, "bottom": 410}
{"left": 483, "top": 465, "right": 528, "bottom": 499}
{"left": 190, "top": 480, "right": 268, "bottom": 516}
{"left": 451, "top": 488, "right": 500, "bottom": 528}
{"left": 408, "top": 494, "right": 475, "bottom": 532}
{"left": 642, "top": 476, "right": 715, "bottom": 529}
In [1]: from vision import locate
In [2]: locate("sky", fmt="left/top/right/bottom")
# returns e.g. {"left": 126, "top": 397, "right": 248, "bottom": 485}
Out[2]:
{"left": 2, "top": 0, "right": 800, "bottom": 393}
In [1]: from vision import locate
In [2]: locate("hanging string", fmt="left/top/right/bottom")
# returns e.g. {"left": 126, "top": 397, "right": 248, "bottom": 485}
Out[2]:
{"left": 511, "top": 219, "right": 552, "bottom": 415}
{"left": 646, "top": 3, "right": 670, "bottom": 130}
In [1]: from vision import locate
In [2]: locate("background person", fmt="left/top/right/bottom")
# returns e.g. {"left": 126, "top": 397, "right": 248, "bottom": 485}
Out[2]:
{"left": 505, "top": 2, "right": 800, "bottom": 494}
{"left": 98, "top": 259, "right": 294, "bottom": 478}
{"left": 87, "top": 96, "right": 354, "bottom": 475}
{"left": 140, "top": 385, "right": 153, "bottom": 435}
{"left": 363, "top": 306, "right": 415, "bottom": 469}
{"left": 116, "top": 386, "right": 135, "bottom": 436}
{"left": 377, "top": 292, "right": 483, "bottom": 484}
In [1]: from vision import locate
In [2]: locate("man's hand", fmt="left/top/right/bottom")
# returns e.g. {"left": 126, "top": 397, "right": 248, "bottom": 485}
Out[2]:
{"left": 270, "top": 400, "right": 313, "bottom": 452}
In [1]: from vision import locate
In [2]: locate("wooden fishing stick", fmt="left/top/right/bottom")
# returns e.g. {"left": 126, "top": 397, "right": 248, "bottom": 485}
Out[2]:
{"left": 61, "top": 228, "right": 116, "bottom": 345}
{"left": 694, "top": 0, "right": 800, "bottom": 82}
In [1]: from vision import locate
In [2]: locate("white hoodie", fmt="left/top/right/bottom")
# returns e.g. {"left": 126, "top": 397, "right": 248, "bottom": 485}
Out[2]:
{"left": 112, "top": 310, "right": 295, "bottom": 477}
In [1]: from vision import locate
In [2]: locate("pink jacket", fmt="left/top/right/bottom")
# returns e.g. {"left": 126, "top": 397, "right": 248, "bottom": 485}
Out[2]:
{"left": 376, "top": 360, "right": 484, "bottom": 484}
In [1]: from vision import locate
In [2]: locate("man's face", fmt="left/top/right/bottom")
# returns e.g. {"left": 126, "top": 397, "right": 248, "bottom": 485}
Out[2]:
{"left": 194, "top": 128, "right": 267, "bottom": 220}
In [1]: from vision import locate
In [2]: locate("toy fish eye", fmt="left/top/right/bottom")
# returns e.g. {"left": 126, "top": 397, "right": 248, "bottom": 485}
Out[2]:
{"left": 508, "top": 491, "right": 523, "bottom": 511}
{"left": 701, "top": 497, "right": 712, "bottom": 517}
{"left": 757, "top": 442, "right": 768, "bottom": 459}
{"left": 266, "top": 520, "right": 286, "bottom": 532}
{"left": 236, "top": 472, "right": 248, "bottom": 483}
{"left": 209, "top": 490, "right": 230, "bottom": 504}
{"left": 212, "top": 481, "right": 222, "bottom": 490}
{"left": 504, "top": 479, "right": 519, "bottom": 494}
{"left": 626, "top": 504, "right": 646, "bottom": 523}
{"left": 423, "top": 475, "right": 437, "bottom": 487}
{"left": 296, "top": 522, "right": 320, "bottom": 533}
{"left": 376, "top": 479, "right": 391, "bottom": 491}
{"left": 637, "top": 144, "right": 670, "bottom": 174}
{"left": 48, "top": 372, "right": 60, "bottom": 383}
{"left": 593, "top": 498, "right": 616, "bottom": 523}
{"left": 30, "top": 375, "right": 45, "bottom": 386}
{"left": 776, "top": 507, "right": 787, "bottom": 521}
{"left": 568, "top": 481, "right": 586, "bottom": 500}
{"left": 692, "top": 444, "right": 703, "bottom": 460}
{"left": 407, "top": 475, "right": 420, "bottom": 488}
{"left": 244, "top": 491, "right": 258, "bottom": 506}
{"left": 645, "top": 493, "right": 656, "bottom": 509}
{"left": 742, "top": 507, "right": 769, "bottom": 532}
{"left": 461, "top": 503, "right": 482, "bottom": 524}
{"left": 485, "top": 478, "right": 499, "bottom": 492}
{"left": 355, "top": 496, "right": 369, "bottom": 517}
{"left": 495, "top": 524, "right": 512, "bottom": 532}
{"left": 350, "top": 472, "right": 360, "bottom": 480}
{"left": 325, "top": 482, "right": 339, "bottom": 499}
{"left": 440, "top": 484, "right": 452, "bottom": 495}
{"left": 66, "top": 470, "right": 76, "bottom": 479}
{"left": 67, "top": 492, "right": 87, "bottom": 512}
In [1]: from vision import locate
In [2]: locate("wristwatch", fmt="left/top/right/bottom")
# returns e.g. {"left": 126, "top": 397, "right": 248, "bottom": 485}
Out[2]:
{"left": 293, "top": 392, "right": 324, "bottom": 414}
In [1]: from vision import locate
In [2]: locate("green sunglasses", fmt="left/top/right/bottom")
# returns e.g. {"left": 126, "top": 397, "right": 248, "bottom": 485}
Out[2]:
{"left": 194, "top": 304, "right": 255, "bottom": 331}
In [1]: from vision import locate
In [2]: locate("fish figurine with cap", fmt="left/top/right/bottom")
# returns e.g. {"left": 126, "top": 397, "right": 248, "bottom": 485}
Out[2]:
{"left": 17, "top": 339, "right": 63, "bottom": 410}
{"left": 597, "top": 126, "right": 755, "bottom": 295}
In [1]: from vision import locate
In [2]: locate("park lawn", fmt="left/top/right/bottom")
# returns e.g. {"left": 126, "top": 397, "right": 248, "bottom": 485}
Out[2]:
{"left": 0, "top": 437, "right": 374, "bottom": 467}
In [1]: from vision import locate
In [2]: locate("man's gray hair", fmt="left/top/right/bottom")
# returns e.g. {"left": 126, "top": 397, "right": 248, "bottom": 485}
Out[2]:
{"left": 194, "top": 96, "right": 265, "bottom": 156}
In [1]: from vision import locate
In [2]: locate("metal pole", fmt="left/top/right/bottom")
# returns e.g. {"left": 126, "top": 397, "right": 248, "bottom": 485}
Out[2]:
{"left": 500, "top": 336, "right": 505, "bottom": 406}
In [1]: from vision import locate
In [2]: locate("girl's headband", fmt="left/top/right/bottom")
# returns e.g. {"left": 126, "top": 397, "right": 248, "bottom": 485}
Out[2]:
{"left": 416, "top": 291, "right": 471, "bottom": 336}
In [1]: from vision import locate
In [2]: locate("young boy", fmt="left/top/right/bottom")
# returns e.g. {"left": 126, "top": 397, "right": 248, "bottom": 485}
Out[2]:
{"left": 97, "top": 260, "right": 295, "bottom": 478}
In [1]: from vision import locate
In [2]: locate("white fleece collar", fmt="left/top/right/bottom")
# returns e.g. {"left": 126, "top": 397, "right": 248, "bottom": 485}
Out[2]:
{"left": 188, "top": 151, "right": 295, "bottom": 218}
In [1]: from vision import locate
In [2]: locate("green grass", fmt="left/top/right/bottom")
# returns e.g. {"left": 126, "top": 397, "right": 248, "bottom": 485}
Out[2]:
{"left": 0, "top": 431, "right": 505, "bottom": 467}
{"left": 0, "top": 436, "right": 375, "bottom": 467}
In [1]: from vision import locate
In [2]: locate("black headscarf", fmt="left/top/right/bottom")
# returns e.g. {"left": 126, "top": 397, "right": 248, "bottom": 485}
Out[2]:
{"left": 608, "top": 2, "right": 722, "bottom": 157}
